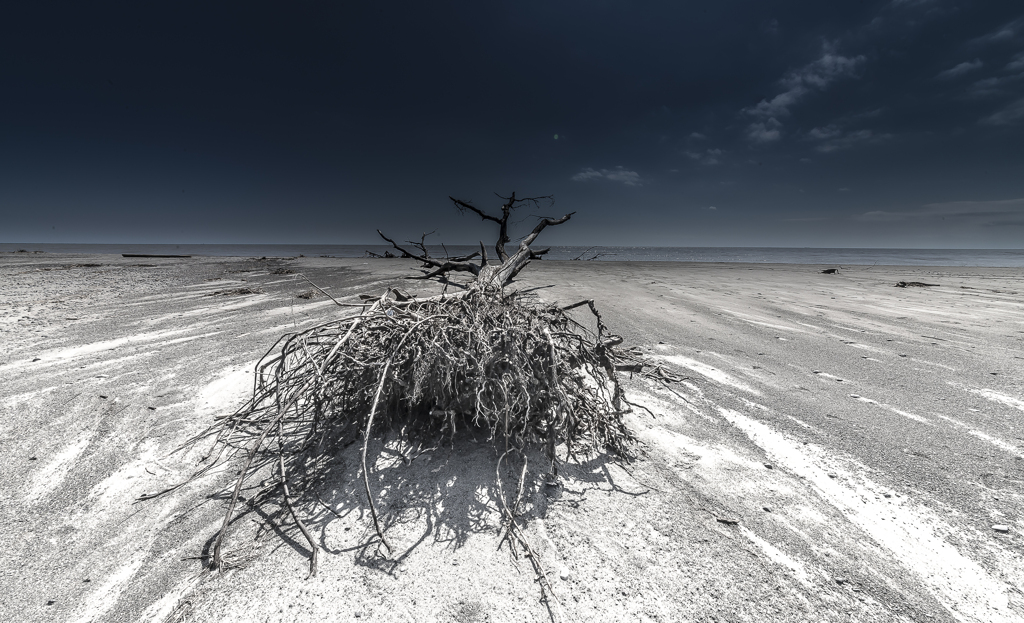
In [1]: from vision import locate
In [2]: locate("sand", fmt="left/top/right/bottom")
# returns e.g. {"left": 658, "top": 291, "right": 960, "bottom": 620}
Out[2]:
{"left": 1, "top": 252, "right": 1022, "bottom": 623}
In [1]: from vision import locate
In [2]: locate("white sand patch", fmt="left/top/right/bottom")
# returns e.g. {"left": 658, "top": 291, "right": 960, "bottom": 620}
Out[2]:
{"left": 848, "top": 342, "right": 885, "bottom": 353}
{"left": 87, "top": 438, "right": 161, "bottom": 510}
{"left": 155, "top": 331, "right": 223, "bottom": 348}
{"left": 195, "top": 362, "right": 259, "bottom": 418}
{"left": 739, "top": 526, "right": 813, "bottom": 587}
{"left": 625, "top": 384, "right": 703, "bottom": 419}
{"left": 848, "top": 395, "right": 931, "bottom": 424}
{"left": 71, "top": 353, "right": 161, "bottom": 378}
{"left": 133, "top": 574, "right": 203, "bottom": 623}
{"left": 739, "top": 398, "right": 814, "bottom": 429}
{"left": 1, "top": 328, "right": 194, "bottom": 372}
{"left": 68, "top": 553, "right": 147, "bottom": 623}
{"left": 967, "top": 431, "right": 1021, "bottom": 456}
{"left": 721, "top": 311, "right": 807, "bottom": 333}
{"left": 121, "top": 291, "right": 210, "bottom": 305}
{"left": 793, "top": 321, "right": 825, "bottom": 331}
{"left": 911, "top": 358, "right": 958, "bottom": 371}
{"left": 260, "top": 298, "right": 338, "bottom": 317}
{"left": 183, "top": 281, "right": 246, "bottom": 290}
{"left": 719, "top": 407, "right": 1019, "bottom": 623}
{"left": 210, "top": 297, "right": 268, "bottom": 313}
{"left": 966, "top": 388, "right": 1024, "bottom": 413}
{"left": 831, "top": 324, "right": 875, "bottom": 335}
{"left": 934, "top": 415, "right": 1022, "bottom": 457}
{"left": 143, "top": 306, "right": 238, "bottom": 324}
{"left": 660, "top": 355, "right": 761, "bottom": 396}
{"left": 24, "top": 433, "right": 94, "bottom": 501}
{"left": 638, "top": 424, "right": 764, "bottom": 473}
{"left": 0, "top": 386, "right": 56, "bottom": 408}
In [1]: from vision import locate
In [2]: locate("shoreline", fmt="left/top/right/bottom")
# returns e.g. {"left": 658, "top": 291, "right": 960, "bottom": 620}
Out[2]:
{"left": 2, "top": 253, "right": 1022, "bottom": 622}
{"left": 4, "top": 245, "right": 1024, "bottom": 268}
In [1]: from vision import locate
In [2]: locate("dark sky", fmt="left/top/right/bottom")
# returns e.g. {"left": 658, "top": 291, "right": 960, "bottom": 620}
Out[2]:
{"left": 2, "top": 1, "right": 1023, "bottom": 248}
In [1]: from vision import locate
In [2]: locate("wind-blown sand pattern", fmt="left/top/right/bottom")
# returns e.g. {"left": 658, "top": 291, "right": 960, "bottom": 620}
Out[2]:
{"left": 2, "top": 254, "right": 1022, "bottom": 622}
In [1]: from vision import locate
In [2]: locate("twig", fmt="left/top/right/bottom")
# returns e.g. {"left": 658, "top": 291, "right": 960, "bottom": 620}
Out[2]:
{"left": 279, "top": 421, "right": 320, "bottom": 578}
{"left": 299, "top": 274, "right": 343, "bottom": 307}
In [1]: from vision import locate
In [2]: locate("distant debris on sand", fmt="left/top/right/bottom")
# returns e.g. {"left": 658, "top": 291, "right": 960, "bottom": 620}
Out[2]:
{"left": 821, "top": 268, "right": 839, "bottom": 274}
{"left": 122, "top": 253, "right": 192, "bottom": 258}
{"left": 895, "top": 281, "right": 939, "bottom": 288}
{"left": 208, "top": 287, "right": 264, "bottom": 296}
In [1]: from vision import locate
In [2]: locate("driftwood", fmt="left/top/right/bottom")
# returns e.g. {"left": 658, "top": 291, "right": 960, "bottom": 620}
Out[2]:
{"left": 150, "top": 192, "right": 677, "bottom": 620}
{"left": 572, "top": 246, "right": 614, "bottom": 261}
{"left": 122, "top": 253, "right": 191, "bottom": 258}
{"left": 895, "top": 281, "right": 939, "bottom": 288}
{"left": 376, "top": 193, "right": 572, "bottom": 289}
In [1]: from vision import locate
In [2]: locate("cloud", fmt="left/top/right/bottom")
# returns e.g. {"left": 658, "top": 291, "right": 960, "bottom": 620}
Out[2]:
{"left": 571, "top": 168, "right": 603, "bottom": 182}
{"left": 980, "top": 97, "right": 1024, "bottom": 125}
{"left": 782, "top": 51, "right": 866, "bottom": 90}
{"left": 858, "top": 197, "right": 1024, "bottom": 225}
{"left": 741, "top": 46, "right": 865, "bottom": 143}
{"left": 812, "top": 128, "right": 891, "bottom": 152}
{"left": 747, "top": 118, "right": 782, "bottom": 143}
{"left": 689, "top": 132, "right": 707, "bottom": 140}
{"left": 685, "top": 148, "right": 724, "bottom": 165}
{"left": 1007, "top": 52, "right": 1024, "bottom": 72}
{"left": 808, "top": 124, "right": 842, "bottom": 140}
{"left": 745, "top": 49, "right": 865, "bottom": 120}
{"left": 571, "top": 166, "right": 643, "bottom": 186}
{"left": 968, "top": 72, "right": 1024, "bottom": 98}
{"left": 973, "top": 18, "right": 1022, "bottom": 45}
{"left": 745, "top": 89, "right": 805, "bottom": 119}
{"left": 936, "top": 59, "right": 983, "bottom": 79}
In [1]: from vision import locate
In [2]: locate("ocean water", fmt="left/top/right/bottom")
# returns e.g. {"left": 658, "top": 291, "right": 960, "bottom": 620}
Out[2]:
{"left": 2, "top": 243, "right": 1023, "bottom": 267}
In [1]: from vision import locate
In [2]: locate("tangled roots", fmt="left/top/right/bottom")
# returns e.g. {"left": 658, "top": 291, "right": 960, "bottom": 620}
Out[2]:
{"left": 163, "top": 287, "right": 641, "bottom": 584}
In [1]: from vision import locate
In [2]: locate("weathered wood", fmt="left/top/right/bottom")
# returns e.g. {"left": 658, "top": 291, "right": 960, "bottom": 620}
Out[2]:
{"left": 379, "top": 192, "right": 573, "bottom": 288}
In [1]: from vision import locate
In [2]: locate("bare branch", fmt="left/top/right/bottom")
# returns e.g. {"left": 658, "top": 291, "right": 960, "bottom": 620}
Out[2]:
{"left": 440, "top": 242, "right": 480, "bottom": 263}
{"left": 379, "top": 229, "right": 481, "bottom": 281}
{"left": 450, "top": 197, "right": 502, "bottom": 224}
{"left": 377, "top": 230, "right": 445, "bottom": 268}
{"left": 520, "top": 212, "right": 575, "bottom": 248}
{"left": 450, "top": 193, "right": 558, "bottom": 265}
{"left": 405, "top": 230, "right": 436, "bottom": 258}
{"left": 494, "top": 192, "right": 555, "bottom": 208}
{"left": 407, "top": 261, "right": 479, "bottom": 281}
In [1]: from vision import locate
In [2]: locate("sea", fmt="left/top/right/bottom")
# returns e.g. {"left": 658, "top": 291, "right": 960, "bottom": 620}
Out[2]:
{"left": 2, "top": 243, "right": 1023, "bottom": 267}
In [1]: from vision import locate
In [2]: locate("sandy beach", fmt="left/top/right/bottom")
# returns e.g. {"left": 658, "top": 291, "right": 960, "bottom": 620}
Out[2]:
{"left": 1, "top": 252, "right": 1022, "bottom": 623}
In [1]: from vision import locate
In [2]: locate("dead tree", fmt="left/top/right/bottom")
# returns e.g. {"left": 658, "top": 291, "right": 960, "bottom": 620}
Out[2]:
{"left": 148, "top": 190, "right": 685, "bottom": 617}
{"left": 377, "top": 192, "right": 572, "bottom": 288}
